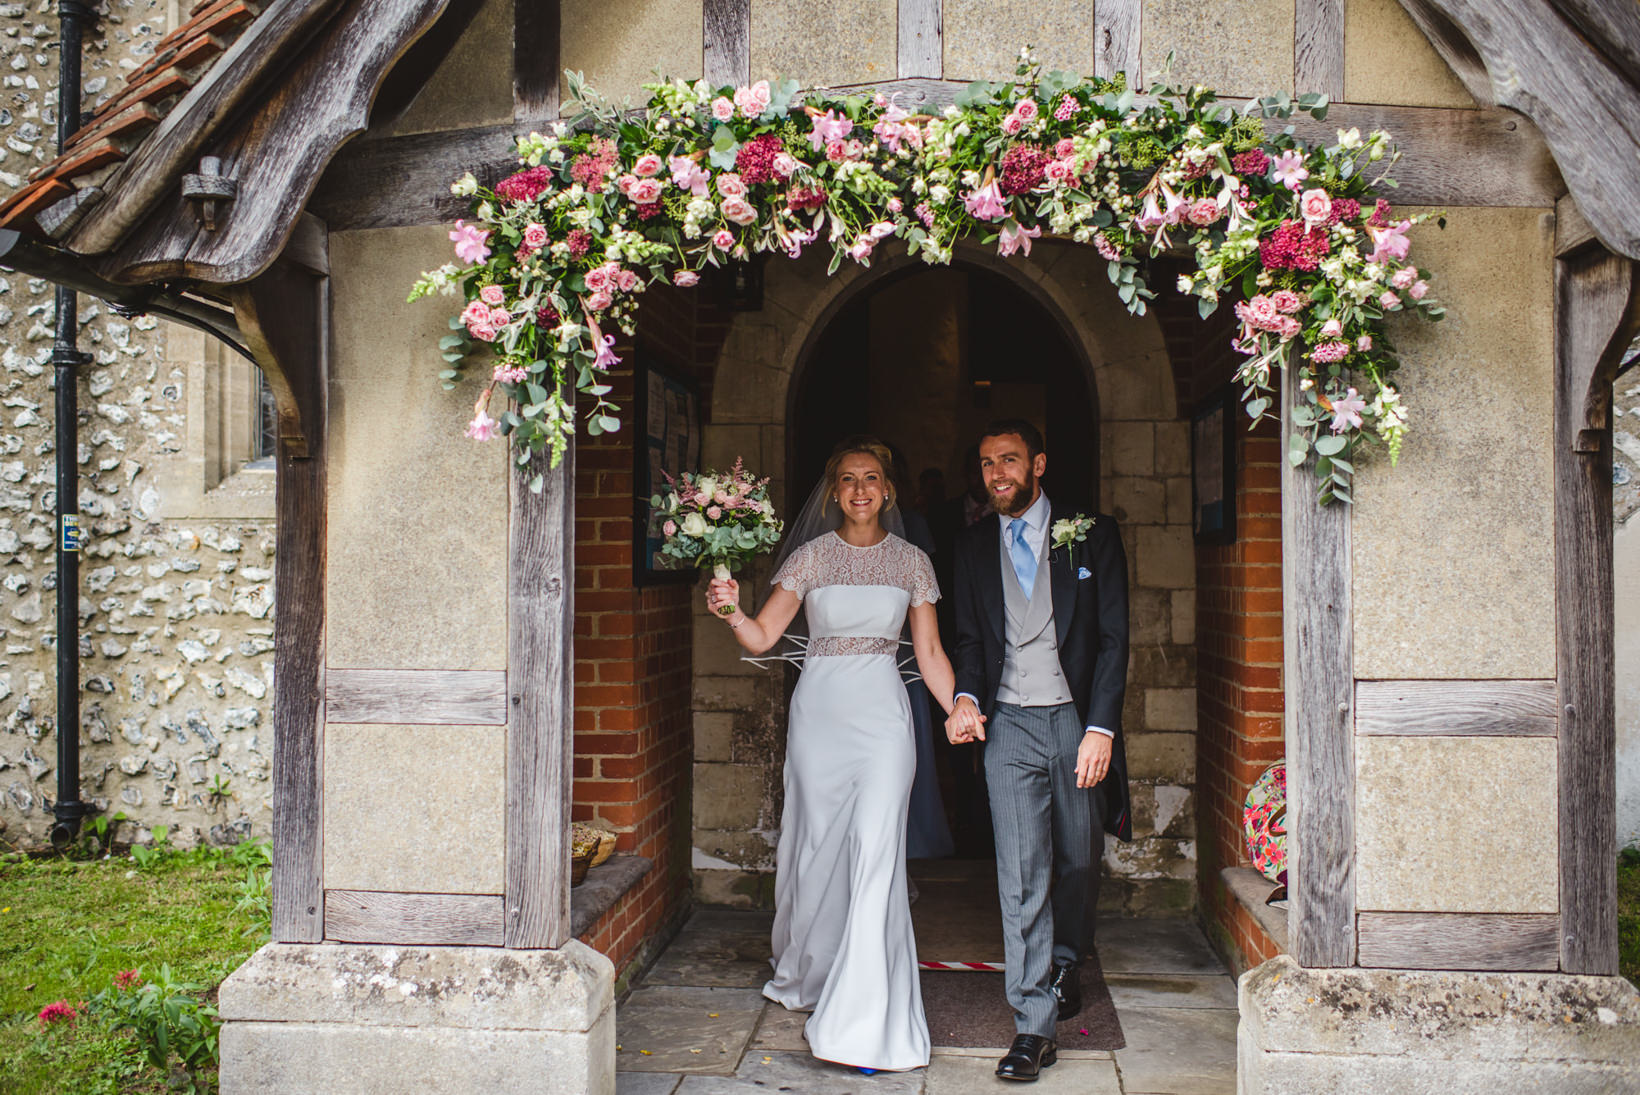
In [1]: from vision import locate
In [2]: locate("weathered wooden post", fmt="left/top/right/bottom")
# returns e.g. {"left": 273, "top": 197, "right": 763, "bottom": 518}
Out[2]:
{"left": 216, "top": 226, "right": 613, "bottom": 1095}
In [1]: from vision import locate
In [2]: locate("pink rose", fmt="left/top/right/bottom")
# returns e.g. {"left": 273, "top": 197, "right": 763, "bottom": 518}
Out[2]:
{"left": 773, "top": 152, "right": 800, "bottom": 178}
{"left": 1002, "top": 113, "right": 1024, "bottom": 136}
{"left": 721, "top": 196, "right": 757, "bottom": 225}
{"left": 1246, "top": 295, "right": 1279, "bottom": 329}
{"left": 616, "top": 173, "right": 638, "bottom": 196}
{"left": 734, "top": 79, "right": 772, "bottom": 118}
{"left": 461, "top": 299, "right": 490, "bottom": 326}
{"left": 616, "top": 268, "right": 639, "bottom": 292}
{"left": 1044, "top": 160, "right": 1073, "bottom": 184}
{"left": 1391, "top": 266, "right": 1417, "bottom": 289}
{"left": 1269, "top": 289, "right": 1302, "bottom": 314}
{"left": 1409, "top": 280, "right": 1428, "bottom": 300}
{"left": 887, "top": 197, "right": 902, "bottom": 214}
{"left": 1187, "top": 197, "right": 1223, "bottom": 226}
{"left": 713, "top": 490, "right": 731, "bottom": 504}
{"left": 523, "top": 223, "right": 548, "bottom": 249}
{"left": 663, "top": 519, "right": 677, "bottom": 536}
{"left": 711, "top": 96, "right": 735, "bottom": 121}
{"left": 1379, "top": 290, "right": 1401, "bottom": 310}
{"left": 673, "top": 270, "right": 700, "bottom": 287}
{"left": 1054, "top": 137, "right": 1075, "bottom": 159}
{"left": 707, "top": 505, "right": 722, "bottom": 519}
{"left": 712, "top": 229, "right": 736, "bottom": 250}
{"left": 847, "top": 238, "right": 874, "bottom": 262}
{"left": 584, "top": 266, "right": 611, "bottom": 292}
{"left": 1356, "top": 334, "right": 1373, "bottom": 352}
{"left": 716, "top": 173, "right": 747, "bottom": 199}
{"left": 480, "top": 284, "right": 505, "bottom": 306}
{"left": 1015, "top": 98, "right": 1038, "bottom": 121}
{"left": 586, "top": 289, "right": 613, "bottom": 312}
{"left": 1320, "top": 318, "right": 1343, "bottom": 338}
{"left": 1298, "top": 187, "right": 1332, "bottom": 227}
{"left": 488, "top": 307, "right": 511, "bottom": 327}
{"left": 634, "top": 153, "right": 664, "bottom": 177}
{"left": 1276, "top": 316, "right": 1302, "bottom": 341}
{"left": 629, "top": 177, "right": 664, "bottom": 204}
{"left": 467, "top": 321, "right": 497, "bottom": 342}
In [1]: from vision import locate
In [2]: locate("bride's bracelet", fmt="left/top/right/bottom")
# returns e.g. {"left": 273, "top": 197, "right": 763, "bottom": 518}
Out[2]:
{"left": 728, "top": 611, "right": 747, "bottom": 629}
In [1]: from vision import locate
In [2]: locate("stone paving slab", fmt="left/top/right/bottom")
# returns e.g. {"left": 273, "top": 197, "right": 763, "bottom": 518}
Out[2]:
{"left": 1104, "top": 972, "right": 1239, "bottom": 1010}
{"left": 749, "top": 1002, "right": 810, "bottom": 1052}
{"left": 1093, "top": 918, "right": 1224, "bottom": 976}
{"left": 617, "top": 1074, "right": 682, "bottom": 1095}
{"left": 616, "top": 986, "right": 766, "bottom": 1074}
{"left": 674, "top": 1051, "right": 924, "bottom": 1094}
{"left": 926, "top": 1052, "right": 1121, "bottom": 1093}
{"left": 1111, "top": 1005, "right": 1239, "bottom": 1095}
{"left": 643, "top": 910, "right": 775, "bottom": 988}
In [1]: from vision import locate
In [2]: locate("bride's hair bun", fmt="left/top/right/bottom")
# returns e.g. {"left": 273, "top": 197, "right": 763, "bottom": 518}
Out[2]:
{"left": 822, "top": 436, "right": 896, "bottom": 512}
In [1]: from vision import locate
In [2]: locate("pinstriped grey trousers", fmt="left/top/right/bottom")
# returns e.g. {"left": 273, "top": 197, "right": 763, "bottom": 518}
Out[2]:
{"left": 985, "top": 701, "right": 1105, "bottom": 1038}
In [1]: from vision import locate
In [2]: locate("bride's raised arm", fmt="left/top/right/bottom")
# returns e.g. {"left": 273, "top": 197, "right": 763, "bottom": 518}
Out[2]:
{"left": 708, "top": 578, "right": 802, "bottom": 656}
{"left": 908, "top": 603, "right": 957, "bottom": 716}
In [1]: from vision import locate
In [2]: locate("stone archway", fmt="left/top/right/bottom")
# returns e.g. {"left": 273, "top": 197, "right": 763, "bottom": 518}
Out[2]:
{"left": 689, "top": 239, "right": 1203, "bottom": 916}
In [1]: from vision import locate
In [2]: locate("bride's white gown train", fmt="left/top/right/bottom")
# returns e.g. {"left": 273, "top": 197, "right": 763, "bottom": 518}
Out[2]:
{"left": 761, "top": 531, "right": 935, "bottom": 1072}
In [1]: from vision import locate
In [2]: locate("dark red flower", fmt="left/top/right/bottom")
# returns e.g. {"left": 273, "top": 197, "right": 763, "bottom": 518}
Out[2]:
{"left": 787, "top": 185, "right": 827, "bottom": 212}
{"left": 495, "top": 165, "right": 554, "bottom": 204}
{"left": 537, "top": 305, "right": 561, "bottom": 328}
{"left": 1367, "top": 198, "right": 1392, "bottom": 227}
{"left": 634, "top": 201, "right": 666, "bottom": 221}
{"left": 37, "top": 1001, "right": 77, "bottom": 1027}
{"left": 1258, "top": 220, "right": 1332, "bottom": 272}
{"left": 999, "top": 145, "right": 1051, "bottom": 196}
{"left": 735, "top": 134, "right": 784, "bottom": 186}
{"left": 1231, "top": 149, "right": 1270, "bottom": 177}
{"left": 1326, "top": 197, "right": 1361, "bottom": 226}
{"left": 566, "top": 229, "right": 592, "bottom": 260}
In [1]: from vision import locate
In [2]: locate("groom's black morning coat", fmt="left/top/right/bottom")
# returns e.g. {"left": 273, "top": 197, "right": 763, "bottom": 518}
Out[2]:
{"left": 952, "top": 501, "right": 1133, "bottom": 841}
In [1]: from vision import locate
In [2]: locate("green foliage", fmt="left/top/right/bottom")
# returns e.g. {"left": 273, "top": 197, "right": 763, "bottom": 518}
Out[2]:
{"left": 87, "top": 966, "right": 220, "bottom": 1093}
{"left": 1620, "top": 845, "right": 1639, "bottom": 989}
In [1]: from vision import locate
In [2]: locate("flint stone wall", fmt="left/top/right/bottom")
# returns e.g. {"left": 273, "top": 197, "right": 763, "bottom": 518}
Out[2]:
{"left": 0, "top": 0, "right": 274, "bottom": 850}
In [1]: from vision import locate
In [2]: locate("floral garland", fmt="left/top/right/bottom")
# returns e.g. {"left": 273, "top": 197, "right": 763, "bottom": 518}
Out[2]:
{"left": 410, "top": 51, "right": 1444, "bottom": 502}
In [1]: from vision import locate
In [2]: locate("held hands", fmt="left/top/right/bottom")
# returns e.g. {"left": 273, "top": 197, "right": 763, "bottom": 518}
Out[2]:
{"left": 945, "top": 696, "right": 987, "bottom": 744}
{"left": 1076, "top": 732, "right": 1112, "bottom": 789}
{"left": 706, "top": 577, "right": 742, "bottom": 622}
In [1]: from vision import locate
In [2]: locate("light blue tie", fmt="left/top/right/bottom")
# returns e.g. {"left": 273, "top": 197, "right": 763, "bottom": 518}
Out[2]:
{"left": 1008, "top": 518, "right": 1037, "bottom": 598}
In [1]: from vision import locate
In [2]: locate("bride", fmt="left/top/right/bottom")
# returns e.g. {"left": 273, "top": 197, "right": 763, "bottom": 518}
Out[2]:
{"left": 707, "top": 436, "right": 959, "bottom": 1073}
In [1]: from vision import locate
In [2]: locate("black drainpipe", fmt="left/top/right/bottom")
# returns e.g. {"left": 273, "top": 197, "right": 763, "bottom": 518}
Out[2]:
{"left": 48, "top": 0, "right": 96, "bottom": 849}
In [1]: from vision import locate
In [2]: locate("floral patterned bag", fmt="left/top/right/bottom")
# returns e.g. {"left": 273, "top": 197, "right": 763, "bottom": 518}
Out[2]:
{"left": 1243, "top": 762, "right": 1287, "bottom": 887}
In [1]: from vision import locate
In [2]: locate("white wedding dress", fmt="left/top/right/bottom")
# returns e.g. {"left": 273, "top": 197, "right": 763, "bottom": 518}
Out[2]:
{"left": 762, "top": 531, "right": 935, "bottom": 1072}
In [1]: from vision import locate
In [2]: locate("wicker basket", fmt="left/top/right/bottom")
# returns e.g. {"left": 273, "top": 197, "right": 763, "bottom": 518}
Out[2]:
{"left": 570, "top": 824, "right": 618, "bottom": 886}
{"left": 571, "top": 847, "right": 596, "bottom": 887}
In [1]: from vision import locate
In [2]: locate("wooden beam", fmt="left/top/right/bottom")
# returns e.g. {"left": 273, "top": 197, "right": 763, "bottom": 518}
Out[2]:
{"left": 1357, "top": 912, "right": 1559, "bottom": 970}
{"left": 897, "top": 0, "right": 941, "bottom": 79}
{"left": 1554, "top": 248, "right": 1638, "bottom": 975}
{"left": 1354, "top": 680, "right": 1558, "bottom": 736}
{"left": 505, "top": 441, "right": 575, "bottom": 948}
{"left": 1282, "top": 367, "right": 1356, "bottom": 968}
{"left": 325, "top": 890, "right": 505, "bottom": 945}
{"left": 703, "top": 0, "right": 749, "bottom": 89}
{"left": 310, "top": 95, "right": 1558, "bottom": 233}
{"left": 514, "top": 0, "right": 560, "bottom": 119}
{"left": 1294, "top": 0, "right": 1345, "bottom": 100}
{"left": 228, "top": 238, "right": 330, "bottom": 946}
{"left": 1555, "top": 193, "right": 1599, "bottom": 259}
{"left": 1093, "top": 0, "right": 1141, "bottom": 84}
{"left": 326, "top": 669, "right": 509, "bottom": 725}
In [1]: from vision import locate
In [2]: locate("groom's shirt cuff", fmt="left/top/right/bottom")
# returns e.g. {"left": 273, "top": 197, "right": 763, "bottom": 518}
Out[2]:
{"left": 1085, "top": 725, "right": 1114, "bottom": 737}
{"left": 954, "top": 692, "right": 979, "bottom": 708}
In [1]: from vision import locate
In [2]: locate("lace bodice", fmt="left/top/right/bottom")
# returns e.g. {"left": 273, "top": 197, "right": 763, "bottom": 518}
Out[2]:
{"left": 772, "top": 532, "right": 940, "bottom": 605}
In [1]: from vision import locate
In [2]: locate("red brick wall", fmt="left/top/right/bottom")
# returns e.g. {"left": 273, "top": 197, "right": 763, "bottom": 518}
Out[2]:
{"left": 572, "top": 285, "right": 732, "bottom": 977}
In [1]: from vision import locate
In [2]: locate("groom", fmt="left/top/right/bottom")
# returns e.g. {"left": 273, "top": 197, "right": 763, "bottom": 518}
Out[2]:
{"left": 946, "top": 420, "right": 1131, "bottom": 1082}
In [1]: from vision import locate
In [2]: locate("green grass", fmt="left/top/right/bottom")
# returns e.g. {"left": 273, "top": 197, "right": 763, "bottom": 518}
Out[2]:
{"left": 1621, "top": 846, "right": 1639, "bottom": 989}
{"left": 0, "top": 845, "right": 268, "bottom": 1094}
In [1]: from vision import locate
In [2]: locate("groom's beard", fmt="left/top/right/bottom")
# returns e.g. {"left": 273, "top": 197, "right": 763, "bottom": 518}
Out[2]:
{"left": 989, "top": 470, "right": 1038, "bottom": 518}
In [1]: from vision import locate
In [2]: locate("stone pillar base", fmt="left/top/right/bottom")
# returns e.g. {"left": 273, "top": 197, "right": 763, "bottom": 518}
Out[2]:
{"left": 1238, "top": 955, "right": 1640, "bottom": 1094}
{"left": 219, "top": 940, "right": 615, "bottom": 1095}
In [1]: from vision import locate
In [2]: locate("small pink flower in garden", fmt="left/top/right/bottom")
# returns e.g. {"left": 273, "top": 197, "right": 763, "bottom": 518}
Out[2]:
{"left": 634, "top": 153, "right": 664, "bottom": 177}
{"left": 480, "top": 284, "right": 505, "bottom": 306}
{"left": 887, "top": 197, "right": 903, "bottom": 214}
{"left": 1298, "top": 187, "right": 1332, "bottom": 227}
{"left": 1312, "top": 340, "right": 1351, "bottom": 364}
{"left": 669, "top": 155, "right": 711, "bottom": 197}
{"left": 1054, "top": 94, "right": 1078, "bottom": 121}
{"left": 711, "top": 96, "right": 735, "bottom": 121}
{"left": 1269, "top": 150, "right": 1309, "bottom": 191}
{"left": 586, "top": 289, "right": 613, "bottom": 312}
{"left": 494, "top": 363, "right": 528, "bottom": 384}
{"left": 673, "top": 270, "right": 700, "bottom": 287}
{"left": 1001, "top": 112, "right": 1025, "bottom": 136}
{"left": 734, "top": 79, "right": 772, "bottom": 117}
{"left": 1409, "top": 280, "right": 1428, "bottom": 300}
{"left": 1328, "top": 387, "right": 1367, "bottom": 432}
{"left": 707, "top": 505, "right": 722, "bottom": 519}
{"left": 1320, "top": 318, "right": 1343, "bottom": 338}
{"left": 807, "top": 109, "right": 853, "bottom": 151}
{"left": 1391, "top": 266, "right": 1417, "bottom": 289}
{"left": 450, "top": 220, "right": 491, "bottom": 264}
{"left": 584, "top": 266, "right": 612, "bottom": 292}
{"left": 1366, "top": 220, "right": 1412, "bottom": 264}
{"left": 593, "top": 333, "right": 621, "bottom": 370}
{"left": 716, "top": 173, "right": 747, "bottom": 199}
{"left": 629, "top": 178, "right": 664, "bottom": 205}
{"left": 465, "top": 408, "right": 500, "bottom": 441}
{"left": 523, "top": 223, "right": 548, "bottom": 250}
{"left": 1356, "top": 334, "right": 1374, "bottom": 352}
{"left": 37, "top": 1001, "right": 77, "bottom": 1027}
{"left": 712, "top": 229, "right": 736, "bottom": 250}
{"left": 1379, "top": 290, "right": 1402, "bottom": 310}
{"left": 1015, "top": 98, "right": 1039, "bottom": 121}
{"left": 663, "top": 519, "right": 678, "bottom": 536}
{"left": 773, "top": 152, "right": 800, "bottom": 178}
{"left": 996, "top": 220, "right": 1042, "bottom": 257}
{"left": 721, "top": 196, "right": 757, "bottom": 225}
{"left": 1269, "top": 289, "right": 1303, "bottom": 314}
{"left": 114, "top": 970, "right": 142, "bottom": 990}
{"left": 963, "top": 179, "right": 1007, "bottom": 221}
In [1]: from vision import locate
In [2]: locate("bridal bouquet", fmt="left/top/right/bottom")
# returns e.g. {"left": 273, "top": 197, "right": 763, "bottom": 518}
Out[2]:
{"left": 651, "top": 459, "right": 783, "bottom": 613}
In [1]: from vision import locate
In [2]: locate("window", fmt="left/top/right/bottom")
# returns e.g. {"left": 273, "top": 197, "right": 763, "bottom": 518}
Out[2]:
{"left": 154, "top": 320, "right": 276, "bottom": 520}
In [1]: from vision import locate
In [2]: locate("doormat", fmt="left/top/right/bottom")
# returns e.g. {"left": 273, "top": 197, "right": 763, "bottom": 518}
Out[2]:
{"left": 919, "top": 955, "right": 1125, "bottom": 1051}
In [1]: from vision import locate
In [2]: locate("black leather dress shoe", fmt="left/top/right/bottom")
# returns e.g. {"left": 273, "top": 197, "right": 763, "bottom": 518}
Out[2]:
{"left": 1049, "top": 960, "right": 1082, "bottom": 1021}
{"left": 995, "top": 1034, "right": 1057, "bottom": 1081}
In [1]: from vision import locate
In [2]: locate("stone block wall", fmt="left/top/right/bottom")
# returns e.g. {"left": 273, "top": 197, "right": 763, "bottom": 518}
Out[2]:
{"left": 0, "top": 0, "right": 275, "bottom": 850}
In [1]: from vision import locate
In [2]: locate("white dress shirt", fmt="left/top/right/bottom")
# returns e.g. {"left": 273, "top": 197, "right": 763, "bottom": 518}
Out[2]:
{"left": 958, "top": 489, "right": 1112, "bottom": 738}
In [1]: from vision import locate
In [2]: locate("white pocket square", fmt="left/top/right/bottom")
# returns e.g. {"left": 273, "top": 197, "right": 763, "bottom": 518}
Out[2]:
{"left": 1078, "top": 567, "right": 1092, "bottom": 580}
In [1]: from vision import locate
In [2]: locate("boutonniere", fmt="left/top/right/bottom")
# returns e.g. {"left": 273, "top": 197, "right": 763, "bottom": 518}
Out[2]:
{"left": 1050, "top": 514, "right": 1096, "bottom": 552}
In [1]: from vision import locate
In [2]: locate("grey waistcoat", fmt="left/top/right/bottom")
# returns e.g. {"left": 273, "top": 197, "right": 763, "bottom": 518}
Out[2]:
{"left": 996, "top": 530, "right": 1074, "bottom": 707}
